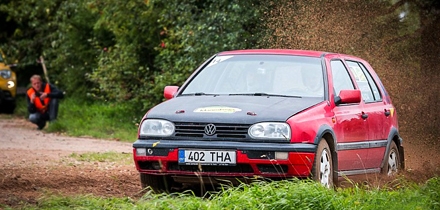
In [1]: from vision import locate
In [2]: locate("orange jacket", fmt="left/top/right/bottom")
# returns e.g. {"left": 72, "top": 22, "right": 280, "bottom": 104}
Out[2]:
{"left": 27, "top": 84, "right": 51, "bottom": 113}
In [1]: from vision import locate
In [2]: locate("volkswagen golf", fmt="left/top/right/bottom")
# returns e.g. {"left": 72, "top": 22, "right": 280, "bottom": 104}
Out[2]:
{"left": 132, "top": 49, "right": 404, "bottom": 192}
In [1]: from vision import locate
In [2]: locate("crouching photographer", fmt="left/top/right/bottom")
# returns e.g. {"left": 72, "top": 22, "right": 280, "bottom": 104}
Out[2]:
{"left": 26, "top": 74, "right": 64, "bottom": 130}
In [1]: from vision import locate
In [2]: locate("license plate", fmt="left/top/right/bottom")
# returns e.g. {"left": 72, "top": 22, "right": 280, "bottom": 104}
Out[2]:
{"left": 178, "top": 149, "right": 236, "bottom": 165}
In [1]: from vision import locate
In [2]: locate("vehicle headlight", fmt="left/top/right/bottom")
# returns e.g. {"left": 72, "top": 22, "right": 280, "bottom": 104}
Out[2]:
{"left": 139, "top": 119, "right": 175, "bottom": 137}
{"left": 249, "top": 122, "right": 291, "bottom": 140}
{"left": 7, "top": 81, "right": 15, "bottom": 88}
{"left": 0, "top": 70, "right": 11, "bottom": 79}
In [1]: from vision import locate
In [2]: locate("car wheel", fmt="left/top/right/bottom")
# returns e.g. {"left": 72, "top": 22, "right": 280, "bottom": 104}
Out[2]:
{"left": 312, "top": 139, "right": 333, "bottom": 188}
{"left": 140, "top": 173, "right": 174, "bottom": 193}
{"left": 382, "top": 141, "right": 400, "bottom": 176}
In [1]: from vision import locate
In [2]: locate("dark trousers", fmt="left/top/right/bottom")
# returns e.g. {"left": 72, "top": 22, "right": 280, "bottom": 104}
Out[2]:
{"left": 29, "top": 99, "right": 59, "bottom": 129}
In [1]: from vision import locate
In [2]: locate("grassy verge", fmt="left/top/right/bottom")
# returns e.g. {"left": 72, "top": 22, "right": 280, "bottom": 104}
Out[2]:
{"left": 68, "top": 151, "right": 133, "bottom": 165}
{"left": 13, "top": 96, "right": 141, "bottom": 142}
{"left": 14, "top": 177, "right": 440, "bottom": 210}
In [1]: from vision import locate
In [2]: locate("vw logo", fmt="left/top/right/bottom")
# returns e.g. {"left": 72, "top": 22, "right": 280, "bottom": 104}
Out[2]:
{"left": 204, "top": 124, "right": 216, "bottom": 136}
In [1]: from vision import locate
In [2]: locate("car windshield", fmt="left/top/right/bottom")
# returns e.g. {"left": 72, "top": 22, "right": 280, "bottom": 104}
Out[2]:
{"left": 180, "top": 54, "right": 325, "bottom": 98}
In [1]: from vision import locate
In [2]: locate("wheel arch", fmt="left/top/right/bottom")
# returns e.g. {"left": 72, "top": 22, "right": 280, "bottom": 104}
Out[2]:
{"left": 381, "top": 127, "right": 405, "bottom": 170}
{"left": 314, "top": 124, "right": 339, "bottom": 185}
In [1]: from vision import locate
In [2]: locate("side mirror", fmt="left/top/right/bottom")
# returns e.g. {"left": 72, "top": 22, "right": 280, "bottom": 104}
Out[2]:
{"left": 335, "top": 89, "right": 361, "bottom": 105}
{"left": 164, "top": 86, "right": 179, "bottom": 100}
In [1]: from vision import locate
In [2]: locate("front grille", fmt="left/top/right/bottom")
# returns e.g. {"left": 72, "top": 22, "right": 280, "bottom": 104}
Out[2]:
{"left": 243, "top": 151, "right": 276, "bottom": 159}
{"left": 257, "top": 164, "right": 288, "bottom": 174}
{"left": 140, "top": 148, "right": 171, "bottom": 156}
{"left": 2, "top": 90, "right": 11, "bottom": 97}
{"left": 138, "top": 161, "right": 161, "bottom": 170}
{"left": 168, "top": 162, "right": 254, "bottom": 173}
{"left": 174, "top": 122, "right": 250, "bottom": 139}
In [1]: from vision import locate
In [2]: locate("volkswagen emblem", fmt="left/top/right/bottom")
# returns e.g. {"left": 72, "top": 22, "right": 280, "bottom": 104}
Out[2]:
{"left": 204, "top": 124, "right": 216, "bottom": 136}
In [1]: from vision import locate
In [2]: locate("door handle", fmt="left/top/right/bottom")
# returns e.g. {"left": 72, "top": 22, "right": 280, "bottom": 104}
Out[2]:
{"left": 361, "top": 112, "right": 368, "bottom": 119}
{"left": 384, "top": 109, "right": 391, "bottom": 117}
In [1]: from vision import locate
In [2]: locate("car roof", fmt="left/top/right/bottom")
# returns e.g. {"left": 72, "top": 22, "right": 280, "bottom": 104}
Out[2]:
{"left": 217, "top": 49, "right": 329, "bottom": 57}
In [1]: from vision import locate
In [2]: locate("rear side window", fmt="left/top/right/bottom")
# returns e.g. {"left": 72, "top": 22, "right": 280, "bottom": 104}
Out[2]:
{"left": 346, "top": 61, "right": 382, "bottom": 103}
{"left": 331, "top": 60, "right": 354, "bottom": 96}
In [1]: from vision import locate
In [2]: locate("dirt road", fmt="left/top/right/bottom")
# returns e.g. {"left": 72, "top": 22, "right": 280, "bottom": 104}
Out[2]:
{"left": 1, "top": 115, "right": 439, "bottom": 207}
{"left": 0, "top": 116, "right": 140, "bottom": 207}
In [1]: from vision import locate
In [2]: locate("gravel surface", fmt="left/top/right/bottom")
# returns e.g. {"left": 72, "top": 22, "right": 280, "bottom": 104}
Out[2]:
{"left": 0, "top": 116, "right": 140, "bottom": 207}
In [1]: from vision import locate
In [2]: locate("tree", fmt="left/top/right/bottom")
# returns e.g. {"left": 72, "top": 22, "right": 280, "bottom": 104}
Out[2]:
{"left": 0, "top": 0, "right": 101, "bottom": 98}
{"left": 87, "top": 0, "right": 264, "bottom": 111}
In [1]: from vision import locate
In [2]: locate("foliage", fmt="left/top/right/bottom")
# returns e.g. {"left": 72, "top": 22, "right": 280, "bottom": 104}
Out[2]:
{"left": 1, "top": 0, "right": 264, "bottom": 112}
{"left": 11, "top": 94, "right": 28, "bottom": 116}
{"left": 44, "top": 0, "right": 103, "bottom": 99}
{"left": 148, "top": 0, "right": 264, "bottom": 107}
{"left": 39, "top": 97, "right": 140, "bottom": 142}
{"left": 0, "top": 0, "right": 61, "bottom": 65}
{"left": 421, "top": 177, "right": 440, "bottom": 209}
{"left": 85, "top": 0, "right": 159, "bottom": 109}
{"left": 11, "top": 88, "right": 139, "bottom": 143}
{"left": 18, "top": 177, "right": 439, "bottom": 210}
{"left": 87, "top": 0, "right": 264, "bottom": 111}
{"left": 0, "top": 0, "right": 101, "bottom": 98}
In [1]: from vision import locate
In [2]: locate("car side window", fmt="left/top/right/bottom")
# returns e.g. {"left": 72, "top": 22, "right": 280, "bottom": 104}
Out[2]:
{"left": 358, "top": 62, "right": 382, "bottom": 102}
{"left": 331, "top": 60, "right": 354, "bottom": 96}
{"left": 346, "top": 61, "right": 373, "bottom": 102}
{"left": 346, "top": 61, "right": 382, "bottom": 103}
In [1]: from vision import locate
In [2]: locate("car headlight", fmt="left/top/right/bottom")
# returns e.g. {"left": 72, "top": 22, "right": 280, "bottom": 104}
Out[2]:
{"left": 7, "top": 81, "right": 15, "bottom": 88}
{"left": 139, "top": 119, "right": 175, "bottom": 137}
{"left": 0, "top": 70, "right": 11, "bottom": 79}
{"left": 249, "top": 122, "right": 291, "bottom": 140}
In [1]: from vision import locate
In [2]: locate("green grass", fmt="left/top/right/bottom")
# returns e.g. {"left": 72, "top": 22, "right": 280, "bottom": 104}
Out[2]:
{"left": 68, "top": 151, "right": 132, "bottom": 165}
{"left": 13, "top": 96, "right": 141, "bottom": 142}
{"left": 13, "top": 177, "right": 440, "bottom": 210}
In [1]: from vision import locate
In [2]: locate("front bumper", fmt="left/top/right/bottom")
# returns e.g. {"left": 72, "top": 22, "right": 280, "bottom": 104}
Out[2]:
{"left": 0, "top": 89, "right": 16, "bottom": 103}
{"left": 133, "top": 140, "right": 317, "bottom": 178}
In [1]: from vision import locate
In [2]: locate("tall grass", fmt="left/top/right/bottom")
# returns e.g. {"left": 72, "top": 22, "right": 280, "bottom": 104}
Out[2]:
{"left": 13, "top": 96, "right": 142, "bottom": 142}
{"left": 17, "top": 177, "right": 440, "bottom": 210}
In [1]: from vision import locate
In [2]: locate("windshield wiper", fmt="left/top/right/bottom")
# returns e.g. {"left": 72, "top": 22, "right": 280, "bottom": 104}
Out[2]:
{"left": 229, "top": 93, "right": 302, "bottom": 98}
{"left": 180, "top": 92, "right": 219, "bottom": 96}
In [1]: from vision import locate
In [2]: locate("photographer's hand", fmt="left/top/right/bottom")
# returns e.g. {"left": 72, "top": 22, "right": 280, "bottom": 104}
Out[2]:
{"left": 30, "top": 93, "right": 36, "bottom": 103}
{"left": 40, "top": 92, "right": 48, "bottom": 100}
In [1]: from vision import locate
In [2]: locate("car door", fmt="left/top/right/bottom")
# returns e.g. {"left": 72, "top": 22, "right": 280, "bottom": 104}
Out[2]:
{"left": 328, "top": 59, "right": 369, "bottom": 171}
{"left": 346, "top": 60, "right": 388, "bottom": 169}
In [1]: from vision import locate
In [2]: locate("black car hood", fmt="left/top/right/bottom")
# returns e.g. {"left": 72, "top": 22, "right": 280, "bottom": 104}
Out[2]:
{"left": 145, "top": 95, "right": 323, "bottom": 124}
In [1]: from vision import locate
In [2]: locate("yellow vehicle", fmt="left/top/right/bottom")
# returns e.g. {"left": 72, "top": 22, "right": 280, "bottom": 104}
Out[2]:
{"left": 0, "top": 50, "right": 17, "bottom": 113}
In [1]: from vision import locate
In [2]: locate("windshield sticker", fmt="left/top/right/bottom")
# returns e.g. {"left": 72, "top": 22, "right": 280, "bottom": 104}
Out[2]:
{"left": 194, "top": 106, "right": 242, "bottom": 113}
{"left": 206, "top": 56, "right": 233, "bottom": 68}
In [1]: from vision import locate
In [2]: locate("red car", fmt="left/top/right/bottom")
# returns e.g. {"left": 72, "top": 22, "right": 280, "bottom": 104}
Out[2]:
{"left": 133, "top": 49, "right": 404, "bottom": 191}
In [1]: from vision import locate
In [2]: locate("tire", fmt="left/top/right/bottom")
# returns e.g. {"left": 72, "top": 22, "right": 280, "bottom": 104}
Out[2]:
{"left": 140, "top": 173, "right": 174, "bottom": 193}
{"left": 312, "top": 139, "right": 333, "bottom": 188}
{"left": 382, "top": 141, "right": 400, "bottom": 176}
